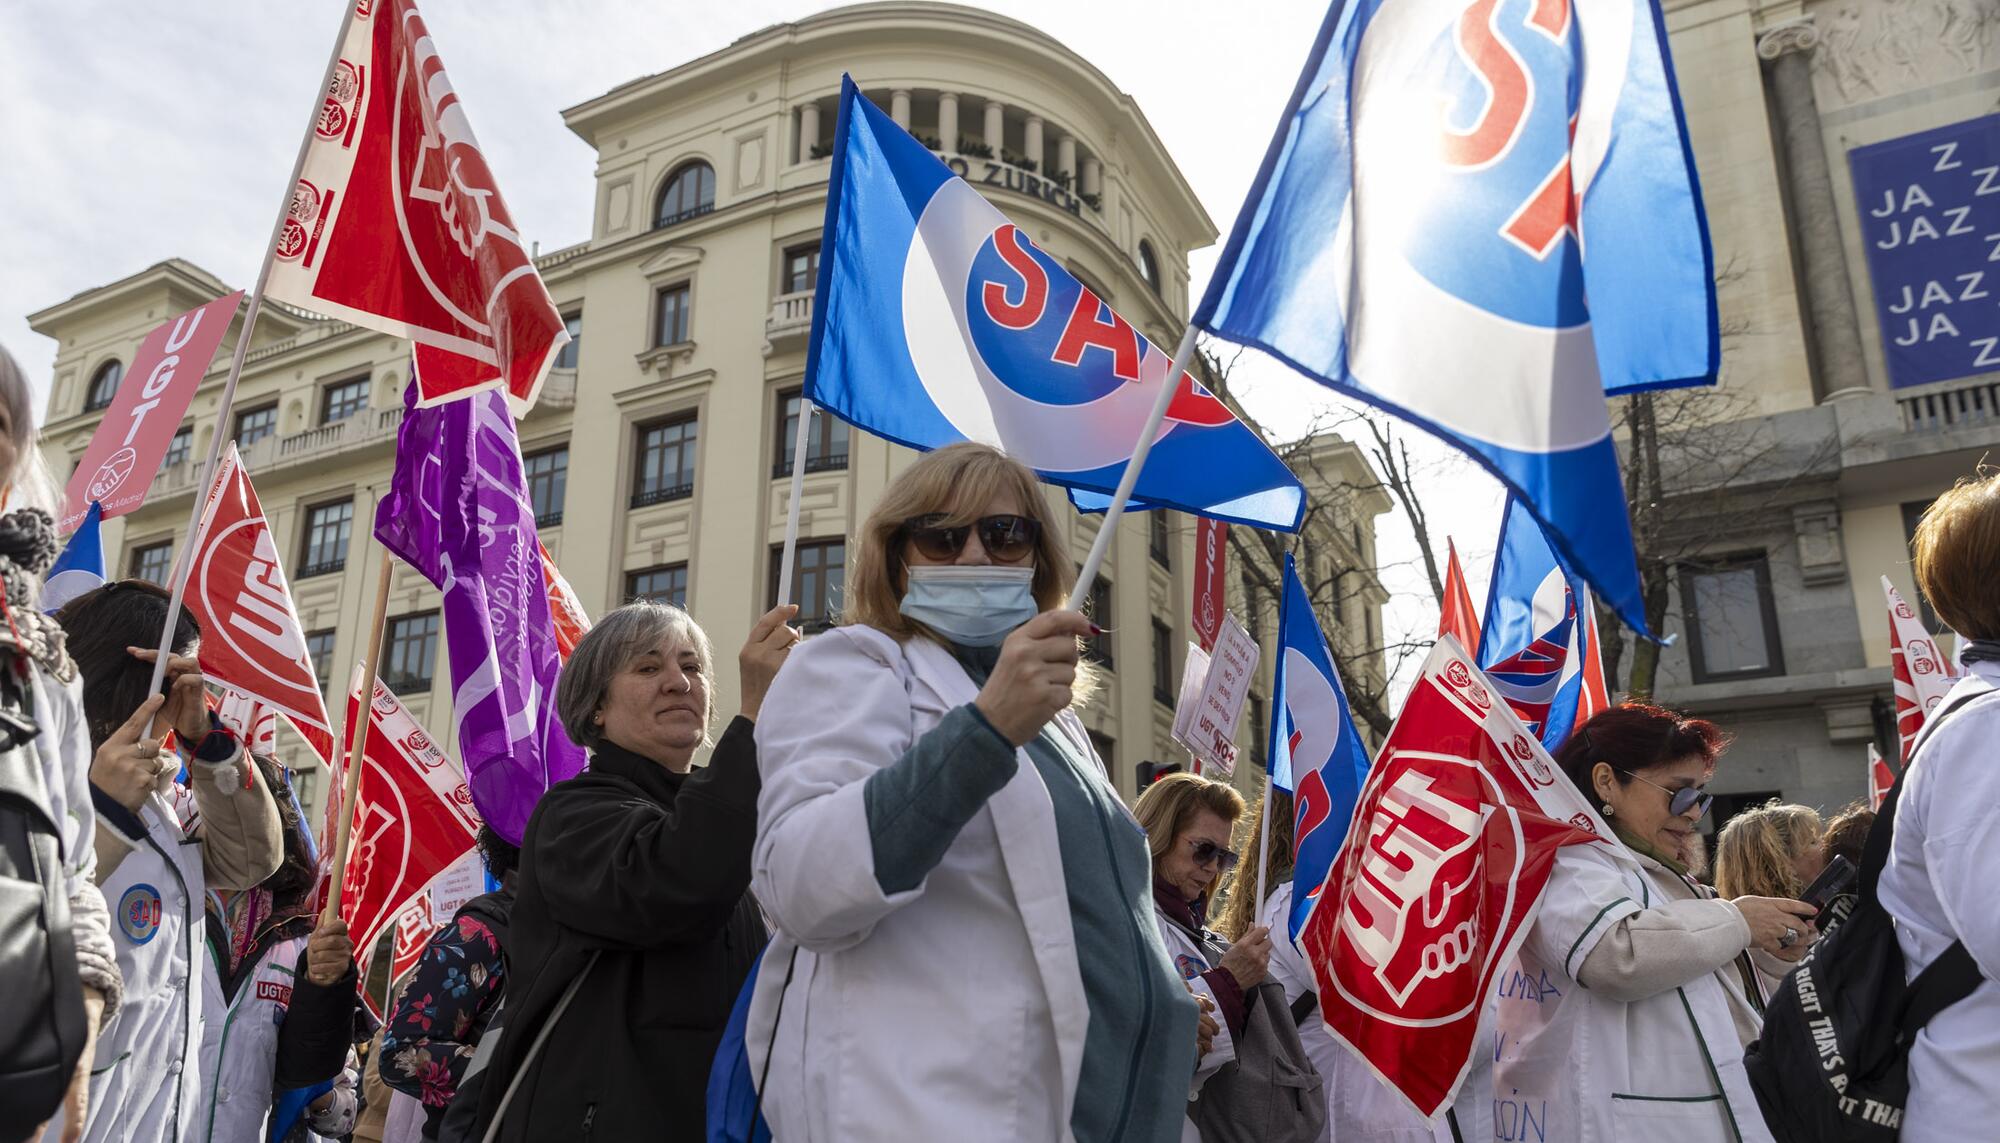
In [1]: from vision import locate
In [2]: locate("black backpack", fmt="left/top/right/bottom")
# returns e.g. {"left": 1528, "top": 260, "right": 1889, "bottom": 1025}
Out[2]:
{"left": 1744, "top": 683, "right": 1991, "bottom": 1141}
{"left": 0, "top": 661, "right": 86, "bottom": 1137}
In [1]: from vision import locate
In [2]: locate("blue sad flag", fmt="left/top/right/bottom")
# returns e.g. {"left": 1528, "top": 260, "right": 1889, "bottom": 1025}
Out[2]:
{"left": 1269, "top": 554, "right": 1373, "bottom": 941}
{"left": 1194, "top": 0, "right": 1719, "bottom": 632}
{"left": 1479, "top": 495, "right": 1609, "bottom": 751}
{"left": 804, "top": 76, "right": 1305, "bottom": 531}
{"left": 43, "top": 501, "right": 105, "bottom": 612}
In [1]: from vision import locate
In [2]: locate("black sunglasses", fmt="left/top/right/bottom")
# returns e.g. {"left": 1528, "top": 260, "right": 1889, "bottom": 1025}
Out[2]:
{"left": 1189, "top": 838, "right": 1240, "bottom": 874}
{"left": 900, "top": 514, "right": 1040, "bottom": 564}
{"left": 1617, "top": 769, "right": 1713, "bottom": 819}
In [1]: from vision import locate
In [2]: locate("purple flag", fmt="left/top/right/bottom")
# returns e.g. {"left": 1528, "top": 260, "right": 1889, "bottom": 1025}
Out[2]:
{"left": 375, "top": 383, "right": 586, "bottom": 843}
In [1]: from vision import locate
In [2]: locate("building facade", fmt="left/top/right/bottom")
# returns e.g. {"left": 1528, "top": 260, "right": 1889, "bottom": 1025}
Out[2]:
{"left": 29, "top": 2, "right": 1386, "bottom": 821}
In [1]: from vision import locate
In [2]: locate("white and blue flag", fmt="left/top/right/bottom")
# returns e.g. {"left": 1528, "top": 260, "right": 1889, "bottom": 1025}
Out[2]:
{"left": 804, "top": 77, "right": 1305, "bottom": 531}
{"left": 1478, "top": 494, "right": 1610, "bottom": 750}
{"left": 1195, "top": 0, "right": 1718, "bottom": 631}
{"left": 43, "top": 500, "right": 105, "bottom": 612}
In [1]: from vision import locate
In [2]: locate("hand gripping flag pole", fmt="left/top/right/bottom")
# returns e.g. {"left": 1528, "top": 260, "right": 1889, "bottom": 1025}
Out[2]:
{"left": 323, "top": 548, "right": 395, "bottom": 922}
{"left": 142, "top": 1, "right": 361, "bottom": 731}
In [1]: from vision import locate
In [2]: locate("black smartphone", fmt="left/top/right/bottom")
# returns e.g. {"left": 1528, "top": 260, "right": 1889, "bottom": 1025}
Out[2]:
{"left": 1800, "top": 854, "right": 1858, "bottom": 920}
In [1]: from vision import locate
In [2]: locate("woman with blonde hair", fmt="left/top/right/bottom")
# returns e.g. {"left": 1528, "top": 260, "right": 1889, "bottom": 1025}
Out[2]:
{"left": 1714, "top": 801, "right": 1825, "bottom": 997}
{"left": 749, "top": 442, "right": 1200, "bottom": 1143}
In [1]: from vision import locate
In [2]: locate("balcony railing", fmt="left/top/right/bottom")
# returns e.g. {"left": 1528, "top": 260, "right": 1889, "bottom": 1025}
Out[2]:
{"left": 151, "top": 405, "right": 407, "bottom": 501}
{"left": 764, "top": 291, "right": 814, "bottom": 354}
{"left": 296, "top": 560, "right": 346, "bottom": 580}
{"left": 630, "top": 482, "right": 694, "bottom": 509}
{"left": 770, "top": 451, "right": 849, "bottom": 479}
{"left": 535, "top": 510, "right": 565, "bottom": 529}
{"left": 1899, "top": 375, "right": 1999, "bottom": 433}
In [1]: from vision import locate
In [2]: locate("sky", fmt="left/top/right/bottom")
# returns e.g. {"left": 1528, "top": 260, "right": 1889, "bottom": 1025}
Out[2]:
{"left": 0, "top": 0, "right": 1504, "bottom": 679}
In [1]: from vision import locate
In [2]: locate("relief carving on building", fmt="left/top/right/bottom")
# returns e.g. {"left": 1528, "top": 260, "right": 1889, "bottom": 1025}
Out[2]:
{"left": 1808, "top": 0, "right": 1999, "bottom": 107}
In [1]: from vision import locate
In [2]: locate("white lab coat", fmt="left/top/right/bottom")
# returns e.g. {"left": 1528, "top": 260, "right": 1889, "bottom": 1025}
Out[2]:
{"left": 185, "top": 930, "right": 308, "bottom": 1143}
{"left": 27, "top": 663, "right": 122, "bottom": 1012}
{"left": 747, "top": 625, "right": 1098, "bottom": 1143}
{"left": 1878, "top": 661, "right": 2000, "bottom": 1143}
{"left": 1152, "top": 897, "right": 1235, "bottom": 1143}
{"left": 1488, "top": 839, "right": 1773, "bottom": 1143}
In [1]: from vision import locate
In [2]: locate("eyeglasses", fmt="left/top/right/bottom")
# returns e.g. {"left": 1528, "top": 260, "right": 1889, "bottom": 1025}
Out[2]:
{"left": 1617, "top": 769, "right": 1713, "bottom": 819}
{"left": 1188, "top": 838, "right": 1240, "bottom": 873}
{"left": 899, "top": 514, "right": 1041, "bottom": 564}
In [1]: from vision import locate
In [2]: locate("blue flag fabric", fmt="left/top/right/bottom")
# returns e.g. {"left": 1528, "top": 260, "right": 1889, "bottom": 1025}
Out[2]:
{"left": 706, "top": 945, "right": 774, "bottom": 1143}
{"left": 1194, "top": 0, "right": 1718, "bottom": 632}
{"left": 1478, "top": 495, "right": 1592, "bottom": 751}
{"left": 43, "top": 501, "right": 105, "bottom": 612}
{"left": 804, "top": 76, "right": 1304, "bottom": 531}
{"left": 1268, "top": 554, "right": 1373, "bottom": 940}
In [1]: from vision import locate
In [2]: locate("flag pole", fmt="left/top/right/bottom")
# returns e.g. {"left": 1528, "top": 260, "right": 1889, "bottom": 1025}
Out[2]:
{"left": 1064, "top": 326, "right": 1199, "bottom": 610}
{"left": 774, "top": 397, "right": 816, "bottom": 608}
{"left": 322, "top": 548, "right": 395, "bottom": 923}
{"left": 143, "top": 1, "right": 360, "bottom": 732}
{"left": 1254, "top": 773, "right": 1275, "bottom": 921}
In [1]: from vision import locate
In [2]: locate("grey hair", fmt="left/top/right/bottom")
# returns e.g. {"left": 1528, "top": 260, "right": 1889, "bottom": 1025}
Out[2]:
{"left": 555, "top": 600, "right": 715, "bottom": 752}
{"left": 0, "top": 345, "right": 58, "bottom": 516}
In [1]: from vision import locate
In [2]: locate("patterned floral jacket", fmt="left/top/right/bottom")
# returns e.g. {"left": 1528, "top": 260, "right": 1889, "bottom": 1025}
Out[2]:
{"left": 379, "top": 889, "right": 511, "bottom": 1130}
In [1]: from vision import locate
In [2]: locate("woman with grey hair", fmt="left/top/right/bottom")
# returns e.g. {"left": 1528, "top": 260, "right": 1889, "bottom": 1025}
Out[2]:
{"left": 471, "top": 600, "right": 799, "bottom": 1142}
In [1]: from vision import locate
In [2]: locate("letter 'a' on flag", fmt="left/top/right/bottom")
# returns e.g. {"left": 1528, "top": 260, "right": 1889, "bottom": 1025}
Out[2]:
{"left": 1269, "top": 554, "right": 1372, "bottom": 942}
{"left": 42, "top": 501, "right": 106, "bottom": 614}
{"left": 1883, "top": 576, "right": 1959, "bottom": 763}
{"left": 264, "top": 0, "right": 568, "bottom": 413}
{"left": 802, "top": 76, "right": 1305, "bottom": 531}
{"left": 1194, "top": 0, "right": 1721, "bottom": 632}
{"left": 1477, "top": 495, "right": 1611, "bottom": 752}
{"left": 1305, "top": 636, "right": 1607, "bottom": 1120}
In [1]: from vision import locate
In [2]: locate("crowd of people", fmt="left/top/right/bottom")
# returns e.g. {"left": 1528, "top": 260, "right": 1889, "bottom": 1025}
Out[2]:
{"left": 8, "top": 330, "right": 1997, "bottom": 1143}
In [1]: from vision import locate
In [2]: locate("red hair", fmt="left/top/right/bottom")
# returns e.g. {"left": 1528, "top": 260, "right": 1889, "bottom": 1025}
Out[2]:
{"left": 1553, "top": 702, "right": 1731, "bottom": 796}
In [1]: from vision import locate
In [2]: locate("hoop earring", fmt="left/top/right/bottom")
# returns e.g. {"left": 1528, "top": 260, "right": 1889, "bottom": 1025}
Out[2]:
{"left": 1601, "top": 803, "right": 1614, "bottom": 817}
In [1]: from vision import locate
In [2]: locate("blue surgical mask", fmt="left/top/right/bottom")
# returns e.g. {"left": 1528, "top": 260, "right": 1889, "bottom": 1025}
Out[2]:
{"left": 899, "top": 565, "right": 1038, "bottom": 647}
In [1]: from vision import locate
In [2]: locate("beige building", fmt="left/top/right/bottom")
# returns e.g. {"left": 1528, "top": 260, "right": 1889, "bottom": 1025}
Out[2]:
{"left": 29, "top": 2, "right": 1387, "bottom": 822}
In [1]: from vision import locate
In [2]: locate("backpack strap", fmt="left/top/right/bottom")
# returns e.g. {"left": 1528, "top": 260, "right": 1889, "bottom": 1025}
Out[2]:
{"left": 1290, "top": 990, "right": 1317, "bottom": 1027}
{"left": 1898, "top": 940, "right": 1982, "bottom": 1035}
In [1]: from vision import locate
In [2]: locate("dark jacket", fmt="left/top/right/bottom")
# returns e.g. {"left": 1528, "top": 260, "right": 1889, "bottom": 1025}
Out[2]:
{"left": 474, "top": 717, "right": 766, "bottom": 1141}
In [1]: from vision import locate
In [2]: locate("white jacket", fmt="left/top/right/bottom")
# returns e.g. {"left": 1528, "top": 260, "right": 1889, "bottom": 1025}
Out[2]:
{"left": 28, "top": 664, "right": 122, "bottom": 1016}
{"left": 1878, "top": 661, "right": 2000, "bottom": 1143}
{"left": 747, "top": 625, "right": 1095, "bottom": 1143}
{"left": 186, "top": 930, "right": 308, "bottom": 1143}
{"left": 1151, "top": 896, "right": 1234, "bottom": 1140}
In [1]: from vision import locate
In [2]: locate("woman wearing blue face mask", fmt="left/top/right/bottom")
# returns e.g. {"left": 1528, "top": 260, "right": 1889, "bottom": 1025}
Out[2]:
{"left": 747, "top": 442, "right": 1203, "bottom": 1143}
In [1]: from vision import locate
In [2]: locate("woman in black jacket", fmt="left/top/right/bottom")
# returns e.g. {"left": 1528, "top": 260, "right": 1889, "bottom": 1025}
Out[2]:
{"left": 474, "top": 600, "right": 798, "bottom": 1140}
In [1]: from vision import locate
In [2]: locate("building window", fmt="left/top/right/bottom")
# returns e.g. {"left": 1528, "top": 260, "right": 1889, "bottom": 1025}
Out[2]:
{"left": 1151, "top": 619, "right": 1175, "bottom": 706}
{"left": 235, "top": 404, "right": 278, "bottom": 448}
{"left": 1681, "top": 554, "right": 1784, "bottom": 682}
{"left": 1247, "top": 694, "right": 1267, "bottom": 768}
{"left": 1083, "top": 576, "right": 1114, "bottom": 670}
{"left": 632, "top": 416, "right": 698, "bottom": 507}
{"left": 85, "top": 360, "right": 123, "bottom": 412}
{"left": 771, "top": 539, "right": 845, "bottom": 633}
{"left": 554, "top": 311, "right": 582, "bottom": 370}
{"left": 773, "top": 390, "right": 849, "bottom": 477}
{"left": 1150, "top": 512, "right": 1172, "bottom": 568}
{"left": 782, "top": 243, "right": 819, "bottom": 295}
{"left": 298, "top": 499, "right": 354, "bottom": 578}
{"left": 525, "top": 447, "right": 568, "bottom": 527}
{"left": 381, "top": 612, "right": 441, "bottom": 696}
{"left": 655, "top": 161, "right": 716, "bottom": 228}
{"left": 1137, "top": 240, "right": 1161, "bottom": 297}
{"left": 161, "top": 427, "right": 192, "bottom": 472}
{"left": 320, "top": 376, "right": 369, "bottom": 425}
{"left": 130, "top": 541, "right": 173, "bottom": 587}
{"left": 626, "top": 564, "right": 689, "bottom": 608}
{"left": 1087, "top": 730, "right": 1115, "bottom": 770}
{"left": 305, "top": 629, "right": 336, "bottom": 691}
{"left": 655, "top": 284, "right": 691, "bottom": 347}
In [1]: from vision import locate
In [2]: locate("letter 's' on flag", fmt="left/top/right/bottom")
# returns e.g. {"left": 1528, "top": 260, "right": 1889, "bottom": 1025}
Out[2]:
{"left": 264, "top": 0, "right": 567, "bottom": 412}
{"left": 1268, "top": 554, "right": 1373, "bottom": 941}
{"left": 374, "top": 384, "right": 586, "bottom": 843}
{"left": 1195, "top": 0, "right": 1719, "bottom": 631}
{"left": 803, "top": 76, "right": 1305, "bottom": 531}
{"left": 1478, "top": 496, "right": 1610, "bottom": 751}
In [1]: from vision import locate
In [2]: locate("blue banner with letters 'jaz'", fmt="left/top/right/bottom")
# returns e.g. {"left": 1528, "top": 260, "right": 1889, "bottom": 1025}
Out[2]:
{"left": 1849, "top": 114, "right": 2000, "bottom": 390}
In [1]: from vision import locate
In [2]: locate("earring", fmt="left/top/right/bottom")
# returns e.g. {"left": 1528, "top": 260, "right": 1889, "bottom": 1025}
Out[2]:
{"left": 1601, "top": 803, "right": 1614, "bottom": 817}
{"left": 593, "top": 712, "right": 603, "bottom": 725}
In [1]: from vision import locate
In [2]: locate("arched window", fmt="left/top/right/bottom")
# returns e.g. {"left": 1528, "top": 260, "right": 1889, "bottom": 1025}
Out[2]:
{"left": 655, "top": 161, "right": 716, "bottom": 228}
{"left": 1137, "top": 240, "right": 1162, "bottom": 298}
{"left": 85, "top": 360, "right": 123, "bottom": 412}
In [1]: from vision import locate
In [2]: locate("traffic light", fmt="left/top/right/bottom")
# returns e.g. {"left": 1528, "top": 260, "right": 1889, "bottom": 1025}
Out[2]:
{"left": 1136, "top": 760, "right": 1184, "bottom": 790}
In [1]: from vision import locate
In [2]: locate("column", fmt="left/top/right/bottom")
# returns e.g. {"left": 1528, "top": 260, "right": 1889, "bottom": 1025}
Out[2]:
{"left": 1057, "top": 134, "right": 1076, "bottom": 183}
{"left": 1025, "top": 115, "right": 1044, "bottom": 170}
{"left": 939, "top": 92, "right": 960, "bottom": 151}
{"left": 1758, "top": 19, "right": 1872, "bottom": 402}
{"left": 798, "top": 101, "right": 821, "bottom": 163}
{"left": 890, "top": 89, "right": 911, "bottom": 129}
{"left": 984, "top": 100, "right": 1004, "bottom": 155}
{"left": 1082, "top": 157, "right": 1102, "bottom": 197}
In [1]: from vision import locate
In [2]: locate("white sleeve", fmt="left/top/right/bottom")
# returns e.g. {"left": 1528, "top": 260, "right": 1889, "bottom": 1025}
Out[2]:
{"left": 1523, "top": 842, "right": 1646, "bottom": 984}
{"left": 1910, "top": 707, "right": 2000, "bottom": 977}
{"left": 1156, "top": 914, "right": 1236, "bottom": 1090}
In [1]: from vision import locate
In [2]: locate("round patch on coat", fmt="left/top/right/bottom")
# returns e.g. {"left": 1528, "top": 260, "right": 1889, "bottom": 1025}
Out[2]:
{"left": 118, "top": 883, "right": 164, "bottom": 944}
{"left": 1174, "top": 953, "right": 1206, "bottom": 981}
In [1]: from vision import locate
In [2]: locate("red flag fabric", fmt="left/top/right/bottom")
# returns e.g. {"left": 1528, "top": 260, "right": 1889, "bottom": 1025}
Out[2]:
{"left": 1883, "top": 577, "right": 1958, "bottom": 762}
{"left": 1304, "top": 636, "right": 1603, "bottom": 1119}
{"left": 1574, "top": 598, "right": 1611, "bottom": 726}
{"left": 1191, "top": 517, "right": 1228, "bottom": 652}
{"left": 265, "top": 0, "right": 566, "bottom": 412}
{"left": 539, "top": 539, "right": 590, "bottom": 661}
{"left": 364, "top": 848, "right": 484, "bottom": 1017}
{"left": 1868, "top": 743, "right": 1895, "bottom": 811}
{"left": 60, "top": 291, "right": 243, "bottom": 532}
{"left": 1438, "top": 540, "right": 1481, "bottom": 659}
{"left": 335, "top": 666, "right": 480, "bottom": 990}
{"left": 215, "top": 688, "right": 281, "bottom": 758}
{"left": 185, "top": 444, "right": 335, "bottom": 765}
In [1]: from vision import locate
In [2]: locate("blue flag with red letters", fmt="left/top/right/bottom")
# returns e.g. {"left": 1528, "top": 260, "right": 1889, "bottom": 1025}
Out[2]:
{"left": 804, "top": 76, "right": 1304, "bottom": 531}
{"left": 1477, "top": 494, "right": 1610, "bottom": 751}
{"left": 1269, "top": 554, "right": 1373, "bottom": 941}
{"left": 1194, "top": 0, "right": 1717, "bottom": 632}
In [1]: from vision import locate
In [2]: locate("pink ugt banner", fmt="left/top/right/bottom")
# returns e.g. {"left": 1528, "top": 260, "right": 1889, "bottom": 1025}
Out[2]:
{"left": 264, "top": 0, "right": 566, "bottom": 412}
{"left": 60, "top": 291, "right": 243, "bottom": 532}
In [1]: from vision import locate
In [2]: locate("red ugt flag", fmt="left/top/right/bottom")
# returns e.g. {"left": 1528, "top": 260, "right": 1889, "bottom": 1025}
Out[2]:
{"left": 1304, "top": 636, "right": 1603, "bottom": 1120}
{"left": 1437, "top": 539, "right": 1481, "bottom": 659}
{"left": 1883, "top": 576, "right": 1958, "bottom": 762}
{"left": 265, "top": 0, "right": 567, "bottom": 412}
{"left": 185, "top": 444, "right": 336, "bottom": 765}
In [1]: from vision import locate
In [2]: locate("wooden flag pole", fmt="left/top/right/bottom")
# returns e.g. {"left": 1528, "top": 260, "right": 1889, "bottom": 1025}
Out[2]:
{"left": 774, "top": 397, "right": 817, "bottom": 609}
{"left": 143, "top": 1, "right": 361, "bottom": 734}
{"left": 1064, "top": 325, "right": 1200, "bottom": 610}
{"left": 322, "top": 548, "right": 395, "bottom": 923}
{"left": 1254, "top": 773, "right": 1276, "bottom": 923}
